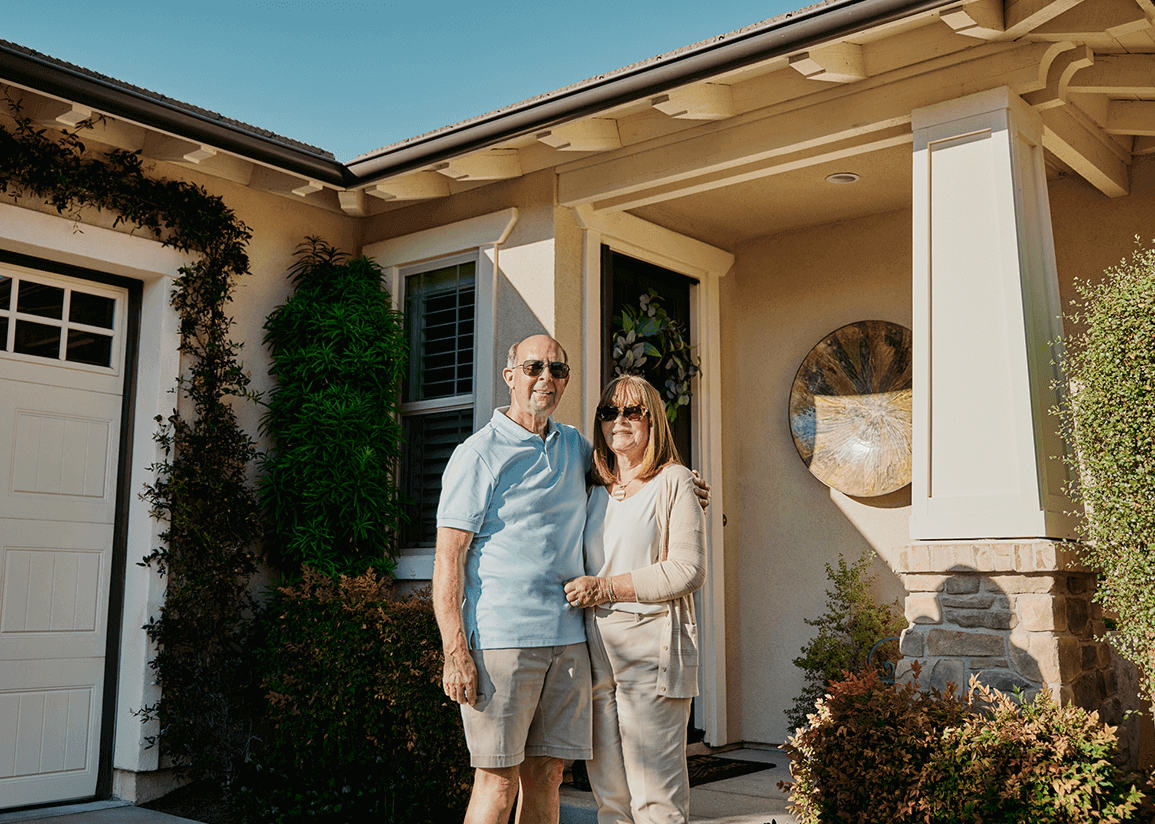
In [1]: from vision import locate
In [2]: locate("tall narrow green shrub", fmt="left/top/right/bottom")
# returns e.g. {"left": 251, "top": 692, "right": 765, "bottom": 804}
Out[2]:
{"left": 259, "top": 238, "right": 408, "bottom": 577}
{"left": 786, "top": 550, "right": 907, "bottom": 732}
{"left": 1056, "top": 238, "right": 1155, "bottom": 700}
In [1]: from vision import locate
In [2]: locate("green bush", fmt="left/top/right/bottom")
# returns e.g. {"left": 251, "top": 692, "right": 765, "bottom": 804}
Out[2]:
{"left": 234, "top": 569, "right": 472, "bottom": 823}
{"left": 259, "top": 238, "right": 408, "bottom": 577}
{"left": 923, "top": 681, "right": 1142, "bottom": 823}
{"left": 1056, "top": 239, "right": 1155, "bottom": 700}
{"left": 783, "top": 667, "right": 1145, "bottom": 824}
{"left": 786, "top": 551, "right": 907, "bottom": 733}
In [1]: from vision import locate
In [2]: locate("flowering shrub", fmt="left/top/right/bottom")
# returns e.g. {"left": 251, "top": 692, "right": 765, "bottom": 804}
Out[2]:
{"left": 786, "top": 551, "right": 906, "bottom": 733}
{"left": 783, "top": 667, "right": 1146, "bottom": 824}
{"left": 923, "top": 680, "right": 1143, "bottom": 823}
{"left": 1055, "top": 239, "right": 1155, "bottom": 701}
{"left": 783, "top": 665, "right": 968, "bottom": 823}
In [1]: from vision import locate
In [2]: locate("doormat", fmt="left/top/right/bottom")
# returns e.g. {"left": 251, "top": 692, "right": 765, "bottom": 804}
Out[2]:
{"left": 687, "top": 754, "right": 774, "bottom": 787}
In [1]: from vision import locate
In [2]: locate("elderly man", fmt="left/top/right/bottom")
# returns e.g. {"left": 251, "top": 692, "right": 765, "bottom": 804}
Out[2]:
{"left": 434, "top": 334, "right": 590, "bottom": 824}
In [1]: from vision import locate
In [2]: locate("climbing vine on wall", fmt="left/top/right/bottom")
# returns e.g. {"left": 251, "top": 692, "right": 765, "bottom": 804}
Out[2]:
{"left": 1, "top": 92, "right": 263, "bottom": 786}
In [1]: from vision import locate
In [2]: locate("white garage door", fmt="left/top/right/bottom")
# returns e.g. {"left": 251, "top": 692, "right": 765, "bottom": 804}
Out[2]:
{"left": 0, "top": 263, "right": 129, "bottom": 808}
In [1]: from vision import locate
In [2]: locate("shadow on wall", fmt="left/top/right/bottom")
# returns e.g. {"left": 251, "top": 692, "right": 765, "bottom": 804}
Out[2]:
{"left": 492, "top": 268, "right": 549, "bottom": 391}
{"left": 897, "top": 564, "right": 1144, "bottom": 769}
{"left": 845, "top": 484, "right": 910, "bottom": 510}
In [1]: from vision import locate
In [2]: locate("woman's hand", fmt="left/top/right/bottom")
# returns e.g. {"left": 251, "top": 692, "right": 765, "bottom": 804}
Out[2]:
{"left": 691, "top": 470, "right": 710, "bottom": 509}
{"left": 564, "top": 576, "right": 613, "bottom": 608}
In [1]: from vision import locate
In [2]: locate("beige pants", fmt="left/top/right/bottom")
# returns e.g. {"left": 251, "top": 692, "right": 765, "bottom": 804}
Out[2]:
{"left": 586, "top": 607, "right": 692, "bottom": 824}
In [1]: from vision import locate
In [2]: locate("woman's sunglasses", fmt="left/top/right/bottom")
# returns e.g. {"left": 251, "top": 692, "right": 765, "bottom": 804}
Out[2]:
{"left": 514, "top": 360, "right": 571, "bottom": 379}
{"left": 596, "top": 404, "right": 648, "bottom": 422}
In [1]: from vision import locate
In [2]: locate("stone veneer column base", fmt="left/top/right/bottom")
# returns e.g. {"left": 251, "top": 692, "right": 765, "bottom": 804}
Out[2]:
{"left": 894, "top": 541, "right": 1143, "bottom": 764}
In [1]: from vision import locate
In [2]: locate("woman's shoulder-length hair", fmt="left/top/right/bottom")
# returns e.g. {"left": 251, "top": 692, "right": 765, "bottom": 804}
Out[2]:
{"left": 589, "top": 374, "right": 682, "bottom": 487}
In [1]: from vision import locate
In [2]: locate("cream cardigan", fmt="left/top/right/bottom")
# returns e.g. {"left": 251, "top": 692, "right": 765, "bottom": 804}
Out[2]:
{"left": 624, "top": 463, "right": 707, "bottom": 698}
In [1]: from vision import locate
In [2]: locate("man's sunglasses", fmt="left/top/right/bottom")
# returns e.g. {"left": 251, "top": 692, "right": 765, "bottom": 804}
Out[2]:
{"left": 596, "top": 404, "right": 648, "bottom": 422}
{"left": 514, "top": 359, "right": 571, "bottom": 379}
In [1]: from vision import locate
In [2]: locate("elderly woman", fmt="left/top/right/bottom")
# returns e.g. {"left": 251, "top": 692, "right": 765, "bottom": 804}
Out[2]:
{"left": 564, "top": 374, "right": 707, "bottom": 824}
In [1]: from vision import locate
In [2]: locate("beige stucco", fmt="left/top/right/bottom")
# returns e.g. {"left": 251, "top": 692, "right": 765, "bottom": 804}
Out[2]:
{"left": 1051, "top": 153, "right": 1155, "bottom": 336}
{"left": 720, "top": 208, "right": 913, "bottom": 745}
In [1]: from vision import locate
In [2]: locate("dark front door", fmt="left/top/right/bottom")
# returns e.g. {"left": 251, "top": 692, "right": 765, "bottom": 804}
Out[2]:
{"left": 601, "top": 247, "right": 697, "bottom": 468}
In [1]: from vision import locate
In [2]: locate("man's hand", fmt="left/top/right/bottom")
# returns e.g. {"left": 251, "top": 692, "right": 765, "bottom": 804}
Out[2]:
{"left": 692, "top": 469, "right": 710, "bottom": 510}
{"left": 442, "top": 649, "right": 479, "bottom": 706}
{"left": 433, "top": 526, "right": 478, "bottom": 705}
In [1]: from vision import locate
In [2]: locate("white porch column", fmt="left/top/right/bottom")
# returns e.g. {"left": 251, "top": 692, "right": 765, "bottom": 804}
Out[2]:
{"left": 911, "top": 87, "right": 1075, "bottom": 541}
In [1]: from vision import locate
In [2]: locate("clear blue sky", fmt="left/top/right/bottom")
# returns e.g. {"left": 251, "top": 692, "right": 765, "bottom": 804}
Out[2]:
{"left": 6, "top": 1, "right": 803, "bottom": 161}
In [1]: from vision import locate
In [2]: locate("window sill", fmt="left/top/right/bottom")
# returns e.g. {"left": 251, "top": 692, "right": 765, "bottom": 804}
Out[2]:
{"left": 395, "top": 549, "right": 434, "bottom": 580}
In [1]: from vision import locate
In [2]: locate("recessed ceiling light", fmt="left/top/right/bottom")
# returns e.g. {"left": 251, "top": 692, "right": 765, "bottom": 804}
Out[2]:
{"left": 825, "top": 172, "right": 860, "bottom": 184}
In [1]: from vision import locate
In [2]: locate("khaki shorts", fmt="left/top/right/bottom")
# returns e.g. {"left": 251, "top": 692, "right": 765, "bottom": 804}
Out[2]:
{"left": 461, "top": 643, "right": 592, "bottom": 769}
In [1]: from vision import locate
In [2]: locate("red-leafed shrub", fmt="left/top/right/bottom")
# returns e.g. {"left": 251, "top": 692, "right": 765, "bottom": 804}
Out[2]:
{"left": 782, "top": 666, "right": 1147, "bottom": 824}
{"left": 782, "top": 664, "right": 967, "bottom": 823}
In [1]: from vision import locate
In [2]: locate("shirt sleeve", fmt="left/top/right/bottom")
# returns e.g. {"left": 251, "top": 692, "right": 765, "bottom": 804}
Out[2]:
{"left": 436, "top": 443, "right": 496, "bottom": 534}
{"left": 630, "top": 465, "right": 707, "bottom": 603}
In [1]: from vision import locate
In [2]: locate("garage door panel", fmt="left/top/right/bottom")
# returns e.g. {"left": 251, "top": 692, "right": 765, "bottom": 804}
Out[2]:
{"left": 0, "top": 673, "right": 101, "bottom": 804}
{"left": 12, "top": 411, "right": 110, "bottom": 499}
{"left": 2, "top": 549, "right": 103, "bottom": 637}
{"left": 1, "top": 378, "right": 120, "bottom": 525}
{"left": 0, "top": 523, "right": 110, "bottom": 659}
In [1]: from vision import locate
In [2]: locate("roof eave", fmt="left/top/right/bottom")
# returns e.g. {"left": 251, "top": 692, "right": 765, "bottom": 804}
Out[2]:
{"left": 346, "top": 0, "right": 961, "bottom": 184}
{"left": 0, "top": 41, "right": 352, "bottom": 187}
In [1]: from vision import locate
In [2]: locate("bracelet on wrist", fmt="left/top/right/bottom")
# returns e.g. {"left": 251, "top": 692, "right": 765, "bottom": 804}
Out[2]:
{"left": 606, "top": 578, "right": 616, "bottom": 604}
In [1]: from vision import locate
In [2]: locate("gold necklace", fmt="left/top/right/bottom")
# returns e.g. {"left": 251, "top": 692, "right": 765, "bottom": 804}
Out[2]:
{"left": 610, "top": 474, "right": 641, "bottom": 501}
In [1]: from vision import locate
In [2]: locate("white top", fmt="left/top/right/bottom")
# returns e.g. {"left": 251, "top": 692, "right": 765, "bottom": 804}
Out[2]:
{"left": 584, "top": 475, "right": 667, "bottom": 615}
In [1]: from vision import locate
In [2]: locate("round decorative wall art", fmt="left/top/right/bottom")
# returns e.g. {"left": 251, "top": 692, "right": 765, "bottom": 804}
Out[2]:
{"left": 788, "top": 320, "right": 913, "bottom": 497}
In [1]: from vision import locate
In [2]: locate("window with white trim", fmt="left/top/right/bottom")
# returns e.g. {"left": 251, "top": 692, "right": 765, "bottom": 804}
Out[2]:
{"left": 400, "top": 255, "right": 477, "bottom": 548}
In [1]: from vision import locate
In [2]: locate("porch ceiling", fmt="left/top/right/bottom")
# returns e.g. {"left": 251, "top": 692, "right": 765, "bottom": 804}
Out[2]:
{"left": 627, "top": 142, "right": 914, "bottom": 250}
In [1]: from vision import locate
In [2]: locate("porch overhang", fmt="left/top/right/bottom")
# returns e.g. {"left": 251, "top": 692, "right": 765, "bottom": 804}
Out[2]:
{"left": 345, "top": 0, "right": 962, "bottom": 184}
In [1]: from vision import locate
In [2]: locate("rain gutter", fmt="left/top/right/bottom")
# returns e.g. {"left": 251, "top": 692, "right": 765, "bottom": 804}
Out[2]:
{"left": 346, "top": 0, "right": 962, "bottom": 184}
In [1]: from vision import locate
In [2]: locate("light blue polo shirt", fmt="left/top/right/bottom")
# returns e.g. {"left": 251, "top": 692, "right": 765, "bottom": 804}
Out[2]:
{"left": 437, "top": 407, "right": 591, "bottom": 649}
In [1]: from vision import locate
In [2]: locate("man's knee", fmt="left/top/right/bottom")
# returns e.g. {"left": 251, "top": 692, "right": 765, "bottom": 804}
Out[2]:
{"left": 473, "top": 764, "right": 521, "bottom": 801}
{"left": 519, "top": 755, "right": 564, "bottom": 790}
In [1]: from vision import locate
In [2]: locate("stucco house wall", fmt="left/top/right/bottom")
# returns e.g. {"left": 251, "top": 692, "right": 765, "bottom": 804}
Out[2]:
{"left": 1050, "top": 153, "right": 1155, "bottom": 337}
{"left": 721, "top": 207, "right": 914, "bottom": 745}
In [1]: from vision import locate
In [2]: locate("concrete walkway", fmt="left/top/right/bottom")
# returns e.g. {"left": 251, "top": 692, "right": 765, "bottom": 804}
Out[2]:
{"left": 561, "top": 746, "right": 797, "bottom": 824}
{"left": 0, "top": 802, "right": 196, "bottom": 824}
{"left": 0, "top": 747, "right": 796, "bottom": 824}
